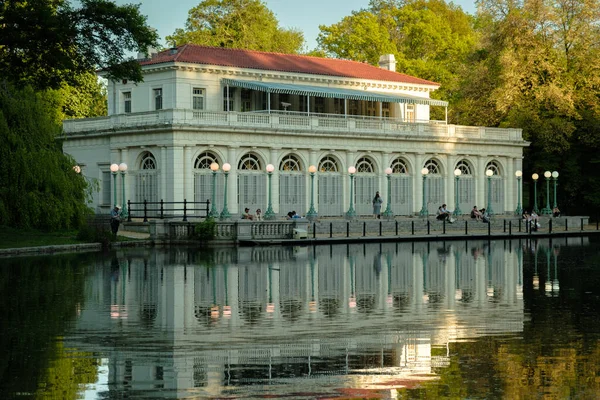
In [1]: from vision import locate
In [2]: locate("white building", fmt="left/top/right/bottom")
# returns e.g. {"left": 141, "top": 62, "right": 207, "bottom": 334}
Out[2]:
{"left": 63, "top": 44, "right": 527, "bottom": 218}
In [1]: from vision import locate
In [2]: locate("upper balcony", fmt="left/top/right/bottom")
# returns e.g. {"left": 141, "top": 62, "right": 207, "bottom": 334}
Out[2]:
{"left": 62, "top": 109, "right": 524, "bottom": 143}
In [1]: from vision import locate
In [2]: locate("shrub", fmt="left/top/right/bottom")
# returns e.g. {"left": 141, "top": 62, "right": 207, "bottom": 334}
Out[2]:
{"left": 194, "top": 217, "right": 216, "bottom": 242}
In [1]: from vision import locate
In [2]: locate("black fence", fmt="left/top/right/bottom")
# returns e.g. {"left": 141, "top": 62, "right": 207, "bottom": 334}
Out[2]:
{"left": 127, "top": 199, "right": 210, "bottom": 222}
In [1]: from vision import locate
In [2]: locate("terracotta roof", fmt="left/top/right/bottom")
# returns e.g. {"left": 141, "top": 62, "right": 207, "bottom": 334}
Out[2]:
{"left": 140, "top": 44, "right": 440, "bottom": 87}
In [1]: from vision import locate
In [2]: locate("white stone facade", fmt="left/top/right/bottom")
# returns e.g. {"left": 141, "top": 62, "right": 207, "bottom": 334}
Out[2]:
{"left": 63, "top": 46, "right": 527, "bottom": 218}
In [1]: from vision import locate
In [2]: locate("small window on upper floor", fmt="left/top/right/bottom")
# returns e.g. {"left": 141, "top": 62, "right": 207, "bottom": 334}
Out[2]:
{"left": 193, "top": 88, "right": 205, "bottom": 110}
{"left": 406, "top": 104, "right": 415, "bottom": 122}
{"left": 153, "top": 88, "right": 163, "bottom": 110}
{"left": 123, "top": 91, "right": 131, "bottom": 113}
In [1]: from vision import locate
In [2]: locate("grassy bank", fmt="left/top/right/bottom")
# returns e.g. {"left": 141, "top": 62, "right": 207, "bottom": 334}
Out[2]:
{"left": 0, "top": 226, "right": 85, "bottom": 249}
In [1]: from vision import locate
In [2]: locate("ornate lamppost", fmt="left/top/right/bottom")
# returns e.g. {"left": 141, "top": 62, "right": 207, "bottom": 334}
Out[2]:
{"left": 532, "top": 173, "right": 539, "bottom": 214}
{"left": 306, "top": 165, "right": 318, "bottom": 221}
{"left": 110, "top": 163, "right": 119, "bottom": 207}
{"left": 119, "top": 163, "right": 128, "bottom": 218}
{"left": 541, "top": 170, "right": 552, "bottom": 214}
{"left": 264, "top": 163, "right": 276, "bottom": 220}
{"left": 383, "top": 167, "right": 394, "bottom": 219}
{"left": 485, "top": 169, "right": 494, "bottom": 215}
{"left": 209, "top": 162, "right": 220, "bottom": 218}
{"left": 220, "top": 163, "right": 231, "bottom": 220}
{"left": 346, "top": 166, "right": 357, "bottom": 219}
{"left": 453, "top": 168, "right": 462, "bottom": 216}
{"left": 552, "top": 171, "right": 559, "bottom": 210}
{"left": 515, "top": 170, "right": 523, "bottom": 215}
{"left": 419, "top": 167, "right": 429, "bottom": 217}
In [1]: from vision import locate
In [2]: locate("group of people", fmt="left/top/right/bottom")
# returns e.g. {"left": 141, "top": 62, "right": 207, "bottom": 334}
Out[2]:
{"left": 522, "top": 210, "right": 541, "bottom": 231}
{"left": 436, "top": 204, "right": 456, "bottom": 223}
{"left": 470, "top": 206, "right": 490, "bottom": 223}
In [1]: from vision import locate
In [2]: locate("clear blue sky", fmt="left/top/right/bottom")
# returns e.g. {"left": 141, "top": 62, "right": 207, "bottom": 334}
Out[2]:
{"left": 116, "top": 0, "right": 477, "bottom": 50}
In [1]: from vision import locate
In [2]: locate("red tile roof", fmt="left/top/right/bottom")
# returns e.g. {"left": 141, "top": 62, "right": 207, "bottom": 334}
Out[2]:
{"left": 140, "top": 44, "right": 440, "bottom": 87}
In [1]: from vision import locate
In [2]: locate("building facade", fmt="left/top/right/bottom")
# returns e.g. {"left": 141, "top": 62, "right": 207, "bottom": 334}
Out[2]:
{"left": 63, "top": 45, "right": 527, "bottom": 218}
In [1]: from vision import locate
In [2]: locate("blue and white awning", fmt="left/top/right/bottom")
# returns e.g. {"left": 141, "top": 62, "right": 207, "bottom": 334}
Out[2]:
{"left": 222, "top": 78, "right": 448, "bottom": 107}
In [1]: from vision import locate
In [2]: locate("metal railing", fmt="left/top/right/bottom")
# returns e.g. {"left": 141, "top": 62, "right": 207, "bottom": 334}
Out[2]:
{"left": 127, "top": 199, "right": 210, "bottom": 222}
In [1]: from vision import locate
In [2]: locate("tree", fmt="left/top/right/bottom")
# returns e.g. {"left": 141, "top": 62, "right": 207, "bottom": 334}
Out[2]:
{"left": 0, "top": 0, "right": 158, "bottom": 90}
{"left": 167, "top": 0, "right": 304, "bottom": 53}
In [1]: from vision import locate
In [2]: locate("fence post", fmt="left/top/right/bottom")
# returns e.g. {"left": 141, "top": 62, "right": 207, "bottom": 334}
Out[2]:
{"left": 347, "top": 221, "right": 350, "bottom": 238}
{"left": 465, "top": 220, "right": 468, "bottom": 235}
{"left": 411, "top": 221, "right": 414, "bottom": 235}
{"left": 395, "top": 221, "right": 398, "bottom": 236}
{"left": 549, "top": 219, "right": 553, "bottom": 234}
{"left": 127, "top": 200, "right": 132, "bottom": 222}
{"left": 488, "top": 220, "right": 491, "bottom": 236}
{"left": 143, "top": 200, "right": 148, "bottom": 223}
{"left": 363, "top": 221, "right": 366, "bottom": 237}
{"left": 182, "top": 199, "right": 187, "bottom": 221}
{"left": 565, "top": 219, "right": 568, "bottom": 231}
{"left": 581, "top": 218, "right": 584, "bottom": 231}
{"left": 313, "top": 222, "right": 316, "bottom": 239}
{"left": 509, "top": 220, "right": 512, "bottom": 236}
{"left": 330, "top": 222, "right": 333, "bottom": 238}
{"left": 427, "top": 220, "right": 430, "bottom": 235}
{"left": 518, "top": 219, "right": 521, "bottom": 232}
{"left": 206, "top": 200, "right": 210, "bottom": 217}
{"left": 379, "top": 221, "right": 382, "bottom": 236}
{"left": 503, "top": 220, "right": 506, "bottom": 233}
{"left": 160, "top": 199, "right": 164, "bottom": 219}
{"left": 443, "top": 219, "right": 446, "bottom": 234}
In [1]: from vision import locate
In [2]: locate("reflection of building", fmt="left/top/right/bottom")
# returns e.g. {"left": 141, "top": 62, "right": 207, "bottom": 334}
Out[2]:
{"left": 63, "top": 45, "right": 526, "bottom": 217}
{"left": 71, "top": 241, "right": 529, "bottom": 397}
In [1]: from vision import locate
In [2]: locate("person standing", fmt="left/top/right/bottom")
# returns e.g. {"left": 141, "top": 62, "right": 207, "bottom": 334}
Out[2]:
{"left": 372, "top": 191, "right": 383, "bottom": 219}
{"left": 110, "top": 205, "right": 121, "bottom": 236}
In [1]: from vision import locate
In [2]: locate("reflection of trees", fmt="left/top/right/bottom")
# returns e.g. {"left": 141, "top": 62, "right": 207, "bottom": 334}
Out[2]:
{"left": 319, "top": 297, "right": 341, "bottom": 318}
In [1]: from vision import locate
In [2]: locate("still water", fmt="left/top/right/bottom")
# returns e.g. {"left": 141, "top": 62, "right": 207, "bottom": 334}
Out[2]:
{"left": 1, "top": 237, "right": 600, "bottom": 399}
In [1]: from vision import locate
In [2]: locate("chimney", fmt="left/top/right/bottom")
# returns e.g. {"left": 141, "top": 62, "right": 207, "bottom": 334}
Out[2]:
{"left": 137, "top": 46, "right": 158, "bottom": 60}
{"left": 378, "top": 54, "right": 396, "bottom": 71}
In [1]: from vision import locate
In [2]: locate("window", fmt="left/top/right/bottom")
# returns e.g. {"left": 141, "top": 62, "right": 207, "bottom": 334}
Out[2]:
{"left": 318, "top": 156, "right": 339, "bottom": 172}
{"left": 123, "top": 92, "right": 131, "bottom": 113}
{"left": 280, "top": 155, "right": 301, "bottom": 171}
{"left": 390, "top": 158, "right": 409, "bottom": 174}
{"left": 349, "top": 100, "right": 359, "bottom": 115}
{"left": 315, "top": 97, "right": 325, "bottom": 113}
{"left": 153, "top": 88, "right": 163, "bottom": 110}
{"left": 366, "top": 101, "right": 376, "bottom": 117}
{"left": 406, "top": 104, "right": 415, "bottom": 122}
{"left": 382, "top": 102, "right": 390, "bottom": 118}
{"left": 241, "top": 89, "right": 252, "bottom": 112}
{"left": 334, "top": 98, "right": 345, "bottom": 114}
{"left": 223, "top": 87, "right": 235, "bottom": 111}
{"left": 192, "top": 88, "right": 205, "bottom": 110}
{"left": 102, "top": 170, "right": 111, "bottom": 205}
{"left": 356, "top": 157, "right": 375, "bottom": 173}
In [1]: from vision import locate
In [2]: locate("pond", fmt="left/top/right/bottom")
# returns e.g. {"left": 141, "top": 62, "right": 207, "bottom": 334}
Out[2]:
{"left": 1, "top": 236, "right": 600, "bottom": 399}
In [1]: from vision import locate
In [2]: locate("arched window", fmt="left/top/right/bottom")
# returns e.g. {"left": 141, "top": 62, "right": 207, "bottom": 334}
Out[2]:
{"left": 194, "top": 151, "right": 219, "bottom": 169}
{"left": 390, "top": 158, "right": 409, "bottom": 174}
{"left": 356, "top": 157, "right": 375, "bottom": 173}
{"left": 280, "top": 154, "right": 302, "bottom": 171}
{"left": 424, "top": 159, "right": 441, "bottom": 174}
{"left": 136, "top": 152, "right": 158, "bottom": 204}
{"left": 318, "top": 156, "right": 339, "bottom": 172}
{"left": 486, "top": 160, "right": 501, "bottom": 175}
{"left": 238, "top": 154, "right": 261, "bottom": 170}
{"left": 456, "top": 160, "right": 472, "bottom": 175}
{"left": 141, "top": 153, "right": 157, "bottom": 170}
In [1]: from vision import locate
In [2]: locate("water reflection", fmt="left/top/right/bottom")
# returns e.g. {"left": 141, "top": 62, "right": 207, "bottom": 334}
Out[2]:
{"left": 2, "top": 236, "right": 599, "bottom": 399}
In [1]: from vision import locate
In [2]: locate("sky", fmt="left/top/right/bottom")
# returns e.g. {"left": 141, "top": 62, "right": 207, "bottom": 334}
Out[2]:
{"left": 115, "top": 0, "right": 477, "bottom": 51}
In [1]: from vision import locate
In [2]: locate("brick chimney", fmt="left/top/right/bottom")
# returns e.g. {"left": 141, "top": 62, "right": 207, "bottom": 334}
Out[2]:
{"left": 378, "top": 54, "right": 396, "bottom": 71}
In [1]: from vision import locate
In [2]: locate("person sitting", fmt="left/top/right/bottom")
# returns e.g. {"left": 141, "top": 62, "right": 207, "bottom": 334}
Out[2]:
{"left": 480, "top": 208, "right": 490, "bottom": 223}
{"left": 255, "top": 208, "right": 262, "bottom": 221}
{"left": 241, "top": 207, "right": 254, "bottom": 220}
{"left": 441, "top": 204, "right": 454, "bottom": 223}
{"left": 470, "top": 206, "right": 482, "bottom": 221}
{"left": 291, "top": 210, "right": 302, "bottom": 219}
{"left": 530, "top": 210, "right": 540, "bottom": 230}
{"left": 552, "top": 206, "right": 561, "bottom": 218}
{"left": 436, "top": 205, "right": 451, "bottom": 223}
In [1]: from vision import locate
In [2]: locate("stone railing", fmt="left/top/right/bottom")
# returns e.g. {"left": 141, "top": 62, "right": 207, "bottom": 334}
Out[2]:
{"left": 63, "top": 109, "right": 523, "bottom": 142}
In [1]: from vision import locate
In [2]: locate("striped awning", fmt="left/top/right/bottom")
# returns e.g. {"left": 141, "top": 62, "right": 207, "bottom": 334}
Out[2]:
{"left": 222, "top": 78, "right": 448, "bottom": 107}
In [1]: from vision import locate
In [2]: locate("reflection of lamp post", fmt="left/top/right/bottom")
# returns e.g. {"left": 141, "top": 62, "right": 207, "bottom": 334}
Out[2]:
{"left": 486, "top": 169, "right": 494, "bottom": 214}
{"left": 552, "top": 171, "right": 559, "bottom": 210}
{"left": 119, "top": 163, "right": 128, "bottom": 218}
{"left": 453, "top": 168, "right": 462, "bottom": 216}
{"left": 542, "top": 171, "right": 552, "bottom": 214}
{"left": 209, "top": 162, "right": 220, "bottom": 218}
{"left": 383, "top": 167, "right": 393, "bottom": 219}
{"left": 419, "top": 167, "right": 429, "bottom": 217}
{"left": 346, "top": 166, "right": 357, "bottom": 219}
{"left": 532, "top": 173, "right": 539, "bottom": 214}
{"left": 306, "top": 165, "right": 318, "bottom": 221}
{"left": 110, "top": 163, "right": 119, "bottom": 207}
{"left": 264, "top": 163, "right": 276, "bottom": 220}
{"left": 220, "top": 163, "right": 231, "bottom": 220}
{"left": 515, "top": 170, "right": 523, "bottom": 215}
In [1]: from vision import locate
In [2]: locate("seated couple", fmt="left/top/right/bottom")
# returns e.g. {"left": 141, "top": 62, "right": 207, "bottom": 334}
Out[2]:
{"left": 286, "top": 211, "right": 303, "bottom": 219}
{"left": 436, "top": 204, "right": 455, "bottom": 223}
{"left": 470, "top": 206, "right": 490, "bottom": 223}
{"left": 522, "top": 210, "right": 541, "bottom": 230}
{"left": 241, "top": 208, "right": 263, "bottom": 221}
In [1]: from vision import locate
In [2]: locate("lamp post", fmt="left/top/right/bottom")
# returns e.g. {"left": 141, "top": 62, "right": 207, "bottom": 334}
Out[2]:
{"left": 515, "top": 170, "right": 523, "bottom": 215}
{"left": 119, "top": 163, "right": 128, "bottom": 218}
{"left": 419, "top": 167, "right": 429, "bottom": 217}
{"left": 532, "top": 173, "right": 539, "bottom": 214}
{"left": 486, "top": 169, "right": 494, "bottom": 215}
{"left": 453, "top": 168, "right": 462, "bottom": 216}
{"left": 383, "top": 167, "right": 394, "bottom": 219}
{"left": 542, "top": 170, "right": 552, "bottom": 214}
{"left": 306, "top": 165, "right": 318, "bottom": 221}
{"left": 73, "top": 165, "right": 81, "bottom": 174}
{"left": 220, "top": 163, "right": 231, "bottom": 220}
{"left": 209, "top": 162, "right": 220, "bottom": 218}
{"left": 552, "top": 171, "right": 559, "bottom": 209}
{"left": 264, "top": 163, "right": 276, "bottom": 220}
{"left": 346, "top": 166, "right": 357, "bottom": 219}
{"left": 110, "top": 163, "right": 119, "bottom": 207}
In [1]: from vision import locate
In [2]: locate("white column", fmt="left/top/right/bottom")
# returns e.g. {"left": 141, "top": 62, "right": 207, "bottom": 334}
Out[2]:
{"left": 477, "top": 156, "right": 486, "bottom": 209}
{"left": 227, "top": 146, "right": 238, "bottom": 214}
{"left": 504, "top": 156, "right": 513, "bottom": 215}
{"left": 309, "top": 149, "right": 318, "bottom": 213}
{"left": 183, "top": 146, "right": 192, "bottom": 202}
{"left": 169, "top": 146, "right": 185, "bottom": 205}
{"left": 414, "top": 153, "right": 425, "bottom": 214}
{"left": 160, "top": 146, "right": 167, "bottom": 203}
{"left": 270, "top": 148, "right": 280, "bottom": 214}
{"left": 382, "top": 152, "right": 391, "bottom": 210}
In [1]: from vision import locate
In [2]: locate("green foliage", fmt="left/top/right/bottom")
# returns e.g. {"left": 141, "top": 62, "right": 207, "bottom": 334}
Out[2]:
{"left": 194, "top": 217, "right": 217, "bottom": 241}
{"left": 0, "top": 0, "right": 159, "bottom": 90}
{"left": 76, "top": 218, "right": 114, "bottom": 248}
{"left": 167, "top": 0, "right": 304, "bottom": 53}
{"left": 0, "top": 84, "right": 93, "bottom": 230}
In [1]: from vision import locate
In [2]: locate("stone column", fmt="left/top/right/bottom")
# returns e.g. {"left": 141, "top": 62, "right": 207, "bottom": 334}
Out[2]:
{"left": 477, "top": 156, "right": 486, "bottom": 210}
{"left": 382, "top": 152, "right": 391, "bottom": 212}
{"left": 270, "top": 148, "right": 280, "bottom": 215}
{"left": 414, "top": 153, "right": 425, "bottom": 214}
{"left": 160, "top": 146, "right": 167, "bottom": 204}
{"left": 183, "top": 146, "right": 192, "bottom": 205}
{"left": 227, "top": 147, "right": 238, "bottom": 214}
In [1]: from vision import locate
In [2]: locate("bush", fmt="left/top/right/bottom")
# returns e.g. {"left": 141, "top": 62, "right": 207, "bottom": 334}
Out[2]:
{"left": 76, "top": 217, "right": 114, "bottom": 249}
{"left": 194, "top": 218, "right": 216, "bottom": 242}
